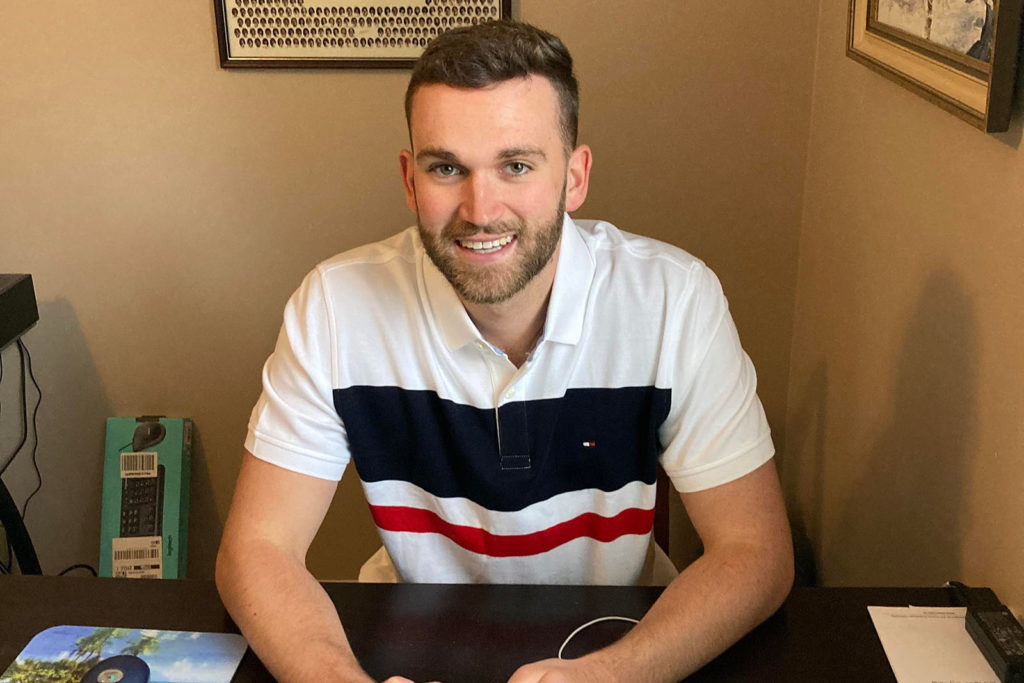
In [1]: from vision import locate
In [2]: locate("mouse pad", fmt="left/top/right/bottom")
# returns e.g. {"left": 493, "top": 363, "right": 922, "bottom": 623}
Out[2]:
{"left": 0, "top": 626, "right": 247, "bottom": 683}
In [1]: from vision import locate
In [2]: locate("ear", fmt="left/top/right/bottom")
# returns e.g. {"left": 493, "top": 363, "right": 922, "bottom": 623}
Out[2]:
{"left": 399, "top": 149, "right": 417, "bottom": 212}
{"left": 564, "top": 144, "right": 592, "bottom": 212}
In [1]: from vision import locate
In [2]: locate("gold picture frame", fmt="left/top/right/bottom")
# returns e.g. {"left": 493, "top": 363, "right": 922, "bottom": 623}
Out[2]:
{"left": 847, "top": 0, "right": 1023, "bottom": 132}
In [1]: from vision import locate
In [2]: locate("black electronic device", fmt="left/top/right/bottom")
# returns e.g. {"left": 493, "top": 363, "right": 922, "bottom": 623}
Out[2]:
{"left": 967, "top": 606, "right": 1024, "bottom": 682}
{"left": 0, "top": 274, "right": 38, "bottom": 352}
{"left": 119, "top": 465, "right": 165, "bottom": 537}
{"left": 948, "top": 581, "right": 1024, "bottom": 682}
{"left": 79, "top": 654, "right": 151, "bottom": 683}
{"left": 0, "top": 480, "right": 40, "bottom": 574}
{"left": 0, "top": 273, "right": 41, "bottom": 574}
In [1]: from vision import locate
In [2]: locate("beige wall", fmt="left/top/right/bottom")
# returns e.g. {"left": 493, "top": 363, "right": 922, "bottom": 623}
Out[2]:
{"left": 1, "top": 1, "right": 817, "bottom": 579}
{"left": 785, "top": 2, "right": 1024, "bottom": 614}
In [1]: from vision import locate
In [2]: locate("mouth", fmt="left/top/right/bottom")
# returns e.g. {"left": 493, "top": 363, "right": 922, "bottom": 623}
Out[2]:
{"left": 456, "top": 234, "right": 516, "bottom": 254}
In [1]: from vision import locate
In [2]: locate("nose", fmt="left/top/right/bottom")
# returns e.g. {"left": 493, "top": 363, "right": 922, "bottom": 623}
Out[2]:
{"left": 458, "top": 173, "right": 502, "bottom": 227}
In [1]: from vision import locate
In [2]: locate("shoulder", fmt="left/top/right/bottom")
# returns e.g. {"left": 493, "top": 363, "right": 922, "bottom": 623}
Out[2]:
{"left": 314, "top": 227, "right": 419, "bottom": 286}
{"left": 571, "top": 218, "right": 720, "bottom": 296}
{"left": 283, "top": 227, "right": 421, "bottom": 321}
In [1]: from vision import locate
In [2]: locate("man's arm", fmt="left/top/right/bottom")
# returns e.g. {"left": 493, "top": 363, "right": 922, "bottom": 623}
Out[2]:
{"left": 216, "top": 452, "right": 380, "bottom": 683}
{"left": 509, "top": 458, "right": 794, "bottom": 683}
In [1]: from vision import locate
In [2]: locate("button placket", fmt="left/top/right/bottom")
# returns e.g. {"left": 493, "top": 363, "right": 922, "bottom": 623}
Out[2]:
{"left": 473, "top": 338, "right": 531, "bottom": 471}
{"left": 497, "top": 369, "right": 530, "bottom": 471}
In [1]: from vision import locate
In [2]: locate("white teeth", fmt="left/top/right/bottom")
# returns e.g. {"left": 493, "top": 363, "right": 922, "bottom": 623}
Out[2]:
{"left": 458, "top": 235, "right": 514, "bottom": 253}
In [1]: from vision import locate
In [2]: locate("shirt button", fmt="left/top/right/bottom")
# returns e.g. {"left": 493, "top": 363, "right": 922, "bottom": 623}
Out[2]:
{"left": 505, "top": 388, "right": 515, "bottom": 399}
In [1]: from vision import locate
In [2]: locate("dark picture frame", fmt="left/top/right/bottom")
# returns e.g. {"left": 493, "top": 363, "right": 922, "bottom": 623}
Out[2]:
{"left": 215, "top": 0, "right": 513, "bottom": 69}
{"left": 847, "top": 0, "right": 1023, "bottom": 132}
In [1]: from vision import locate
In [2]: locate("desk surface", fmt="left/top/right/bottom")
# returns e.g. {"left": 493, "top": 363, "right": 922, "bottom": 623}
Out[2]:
{"left": 0, "top": 575, "right": 957, "bottom": 682}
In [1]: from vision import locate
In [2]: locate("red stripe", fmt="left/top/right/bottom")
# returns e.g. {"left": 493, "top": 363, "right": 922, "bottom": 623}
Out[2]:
{"left": 368, "top": 505, "right": 655, "bottom": 558}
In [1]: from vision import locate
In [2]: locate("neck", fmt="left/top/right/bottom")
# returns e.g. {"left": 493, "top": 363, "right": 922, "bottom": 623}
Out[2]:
{"left": 462, "top": 248, "right": 559, "bottom": 368}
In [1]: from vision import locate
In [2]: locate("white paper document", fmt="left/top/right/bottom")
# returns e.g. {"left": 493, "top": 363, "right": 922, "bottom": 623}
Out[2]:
{"left": 868, "top": 606, "right": 999, "bottom": 683}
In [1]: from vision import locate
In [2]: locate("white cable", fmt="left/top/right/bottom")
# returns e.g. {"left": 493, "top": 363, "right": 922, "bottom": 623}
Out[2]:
{"left": 557, "top": 616, "right": 640, "bottom": 659}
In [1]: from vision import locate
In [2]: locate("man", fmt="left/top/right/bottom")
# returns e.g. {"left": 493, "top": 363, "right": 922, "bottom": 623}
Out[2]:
{"left": 217, "top": 20, "right": 793, "bottom": 683}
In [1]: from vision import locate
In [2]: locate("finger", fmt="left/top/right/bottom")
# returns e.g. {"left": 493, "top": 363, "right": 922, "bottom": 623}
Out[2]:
{"left": 506, "top": 666, "right": 542, "bottom": 683}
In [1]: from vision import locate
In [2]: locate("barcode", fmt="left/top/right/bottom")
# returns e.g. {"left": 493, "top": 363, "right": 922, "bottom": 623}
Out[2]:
{"left": 121, "top": 452, "right": 157, "bottom": 477}
{"left": 114, "top": 548, "right": 161, "bottom": 561}
{"left": 111, "top": 536, "right": 162, "bottom": 578}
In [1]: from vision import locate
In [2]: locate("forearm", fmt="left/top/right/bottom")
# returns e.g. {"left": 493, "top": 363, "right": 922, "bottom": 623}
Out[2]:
{"left": 588, "top": 540, "right": 793, "bottom": 682}
{"left": 216, "top": 537, "right": 373, "bottom": 683}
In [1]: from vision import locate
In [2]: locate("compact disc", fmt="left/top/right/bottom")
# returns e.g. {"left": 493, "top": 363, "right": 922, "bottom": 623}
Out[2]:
{"left": 80, "top": 654, "right": 150, "bottom": 683}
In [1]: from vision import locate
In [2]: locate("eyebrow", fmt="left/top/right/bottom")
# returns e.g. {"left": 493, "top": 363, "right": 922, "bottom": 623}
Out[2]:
{"left": 415, "top": 146, "right": 548, "bottom": 164}
{"left": 416, "top": 147, "right": 459, "bottom": 163}
{"left": 497, "top": 146, "right": 547, "bottom": 161}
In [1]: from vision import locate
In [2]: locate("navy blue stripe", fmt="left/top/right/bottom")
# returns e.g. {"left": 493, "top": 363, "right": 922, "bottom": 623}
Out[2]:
{"left": 333, "top": 386, "right": 670, "bottom": 512}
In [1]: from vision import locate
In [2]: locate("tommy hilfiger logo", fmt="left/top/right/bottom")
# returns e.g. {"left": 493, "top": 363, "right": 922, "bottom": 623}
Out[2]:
{"left": 582, "top": 441, "right": 596, "bottom": 448}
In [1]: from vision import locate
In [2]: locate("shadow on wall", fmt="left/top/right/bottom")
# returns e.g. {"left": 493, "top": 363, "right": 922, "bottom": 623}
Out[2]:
{"left": 992, "top": 36, "right": 1024, "bottom": 148}
{"left": 0, "top": 299, "right": 113, "bottom": 575}
{"left": 833, "top": 269, "right": 978, "bottom": 586}
{"left": 780, "top": 359, "right": 828, "bottom": 587}
{"left": 186, "top": 425, "right": 223, "bottom": 579}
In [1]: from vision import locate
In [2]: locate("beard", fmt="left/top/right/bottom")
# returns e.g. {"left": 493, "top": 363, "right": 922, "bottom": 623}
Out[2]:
{"left": 418, "top": 193, "right": 565, "bottom": 305}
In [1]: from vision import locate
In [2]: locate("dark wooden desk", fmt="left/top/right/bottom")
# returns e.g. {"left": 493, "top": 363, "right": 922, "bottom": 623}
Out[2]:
{"left": 0, "top": 575, "right": 957, "bottom": 682}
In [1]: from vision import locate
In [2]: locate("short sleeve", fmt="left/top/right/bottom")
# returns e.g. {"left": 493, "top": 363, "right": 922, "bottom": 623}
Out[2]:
{"left": 245, "top": 267, "right": 351, "bottom": 481}
{"left": 658, "top": 263, "right": 774, "bottom": 492}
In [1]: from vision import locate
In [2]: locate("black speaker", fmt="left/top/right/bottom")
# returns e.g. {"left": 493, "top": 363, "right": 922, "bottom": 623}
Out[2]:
{"left": 0, "top": 274, "right": 38, "bottom": 352}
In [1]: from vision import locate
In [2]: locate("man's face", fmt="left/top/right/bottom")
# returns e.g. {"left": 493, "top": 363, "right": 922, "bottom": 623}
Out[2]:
{"left": 400, "top": 76, "right": 590, "bottom": 305}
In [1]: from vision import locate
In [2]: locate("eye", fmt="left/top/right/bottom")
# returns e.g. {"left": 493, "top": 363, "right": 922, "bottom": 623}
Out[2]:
{"left": 506, "top": 161, "right": 531, "bottom": 175}
{"left": 429, "top": 163, "right": 461, "bottom": 177}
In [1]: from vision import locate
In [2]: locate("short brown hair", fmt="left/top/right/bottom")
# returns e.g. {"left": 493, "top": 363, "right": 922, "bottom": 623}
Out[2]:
{"left": 405, "top": 20, "right": 579, "bottom": 151}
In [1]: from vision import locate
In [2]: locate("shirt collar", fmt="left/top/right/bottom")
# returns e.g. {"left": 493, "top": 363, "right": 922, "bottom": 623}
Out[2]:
{"left": 420, "top": 213, "right": 595, "bottom": 352}
{"left": 421, "top": 236, "right": 480, "bottom": 352}
{"left": 544, "top": 213, "right": 594, "bottom": 346}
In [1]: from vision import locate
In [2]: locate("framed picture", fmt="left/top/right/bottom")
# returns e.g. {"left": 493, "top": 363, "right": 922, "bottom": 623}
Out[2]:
{"left": 215, "top": 0, "right": 512, "bottom": 69}
{"left": 847, "top": 0, "right": 1023, "bottom": 132}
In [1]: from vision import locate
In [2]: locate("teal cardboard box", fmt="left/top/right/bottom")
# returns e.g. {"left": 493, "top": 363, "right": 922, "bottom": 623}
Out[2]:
{"left": 99, "top": 417, "right": 192, "bottom": 578}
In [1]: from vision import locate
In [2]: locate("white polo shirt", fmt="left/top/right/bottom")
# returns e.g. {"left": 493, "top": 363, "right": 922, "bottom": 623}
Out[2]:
{"left": 246, "top": 215, "right": 773, "bottom": 585}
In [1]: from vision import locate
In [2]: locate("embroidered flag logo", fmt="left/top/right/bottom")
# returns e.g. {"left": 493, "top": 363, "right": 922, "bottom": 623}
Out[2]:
{"left": 582, "top": 441, "right": 596, "bottom": 448}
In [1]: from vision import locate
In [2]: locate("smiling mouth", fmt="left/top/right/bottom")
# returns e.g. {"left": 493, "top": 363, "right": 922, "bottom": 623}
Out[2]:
{"left": 456, "top": 235, "right": 515, "bottom": 254}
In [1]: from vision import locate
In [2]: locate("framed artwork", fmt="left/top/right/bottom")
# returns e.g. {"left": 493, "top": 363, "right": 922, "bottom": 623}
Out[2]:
{"left": 215, "top": 0, "right": 512, "bottom": 69}
{"left": 847, "top": 0, "right": 1023, "bottom": 132}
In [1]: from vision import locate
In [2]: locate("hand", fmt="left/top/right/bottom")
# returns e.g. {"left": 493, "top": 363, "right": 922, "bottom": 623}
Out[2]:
{"left": 381, "top": 677, "right": 442, "bottom": 683}
{"left": 506, "top": 657, "right": 609, "bottom": 683}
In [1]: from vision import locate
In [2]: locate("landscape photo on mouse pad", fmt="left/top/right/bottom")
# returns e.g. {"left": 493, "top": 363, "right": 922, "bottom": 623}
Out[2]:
{"left": 0, "top": 625, "right": 248, "bottom": 683}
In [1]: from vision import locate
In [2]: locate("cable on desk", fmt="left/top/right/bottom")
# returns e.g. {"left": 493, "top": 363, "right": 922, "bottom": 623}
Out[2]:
{"left": 0, "top": 341, "right": 42, "bottom": 574}
{"left": 557, "top": 616, "right": 640, "bottom": 660}
{"left": 16, "top": 340, "right": 43, "bottom": 521}
{"left": 59, "top": 563, "right": 98, "bottom": 576}
{"left": 0, "top": 341, "right": 29, "bottom": 477}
